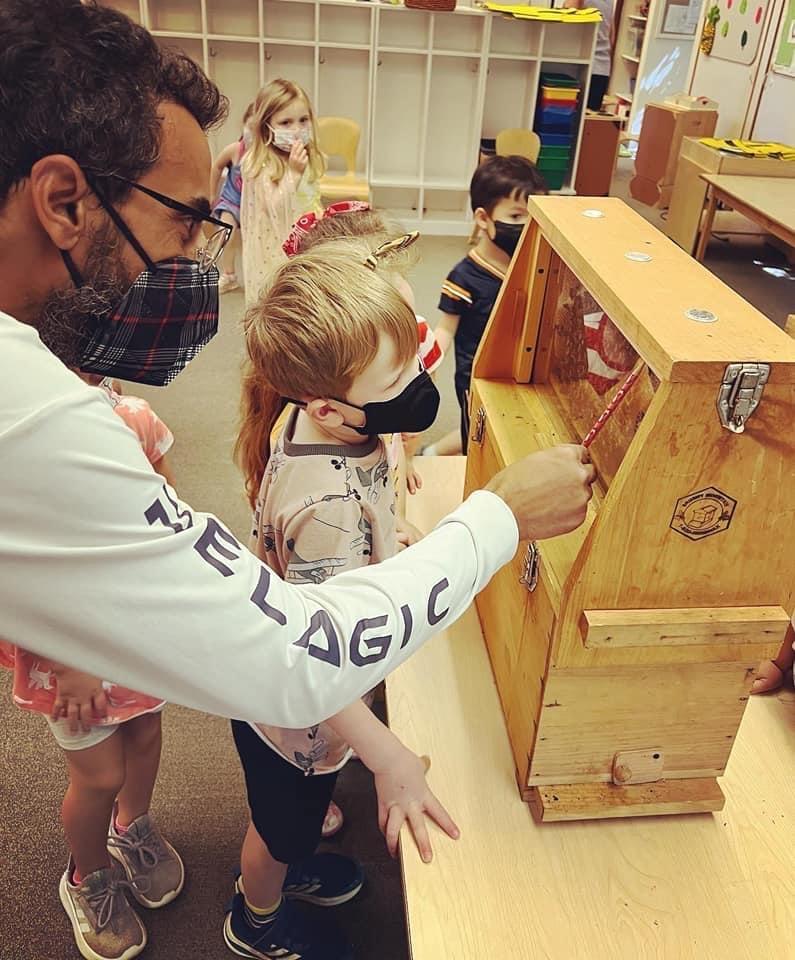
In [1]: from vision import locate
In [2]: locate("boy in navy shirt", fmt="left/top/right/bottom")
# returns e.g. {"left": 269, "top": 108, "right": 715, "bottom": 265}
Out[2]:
{"left": 430, "top": 156, "right": 546, "bottom": 454}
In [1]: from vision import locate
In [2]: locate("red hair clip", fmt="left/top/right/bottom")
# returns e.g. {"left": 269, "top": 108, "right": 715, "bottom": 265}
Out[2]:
{"left": 282, "top": 200, "right": 372, "bottom": 257}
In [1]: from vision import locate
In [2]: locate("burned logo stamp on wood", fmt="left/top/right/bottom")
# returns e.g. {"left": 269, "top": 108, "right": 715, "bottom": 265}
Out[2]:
{"left": 670, "top": 487, "right": 737, "bottom": 541}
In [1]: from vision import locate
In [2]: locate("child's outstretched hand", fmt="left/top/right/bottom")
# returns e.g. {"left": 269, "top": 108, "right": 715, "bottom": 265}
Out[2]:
{"left": 374, "top": 749, "right": 460, "bottom": 863}
{"left": 51, "top": 664, "right": 108, "bottom": 734}
{"left": 288, "top": 139, "right": 309, "bottom": 177}
{"left": 405, "top": 458, "right": 423, "bottom": 496}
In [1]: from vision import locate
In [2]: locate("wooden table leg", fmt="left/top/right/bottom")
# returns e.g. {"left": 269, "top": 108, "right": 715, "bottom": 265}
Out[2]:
{"left": 695, "top": 185, "right": 719, "bottom": 262}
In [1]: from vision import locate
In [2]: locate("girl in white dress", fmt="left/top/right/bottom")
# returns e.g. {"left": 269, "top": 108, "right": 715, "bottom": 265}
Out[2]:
{"left": 240, "top": 78, "right": 324, "bottom": 307}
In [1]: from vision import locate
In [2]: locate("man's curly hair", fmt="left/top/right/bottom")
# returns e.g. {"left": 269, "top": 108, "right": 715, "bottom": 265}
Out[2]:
{"left": 0, "top": 0, "right": 228, "bottom": 207}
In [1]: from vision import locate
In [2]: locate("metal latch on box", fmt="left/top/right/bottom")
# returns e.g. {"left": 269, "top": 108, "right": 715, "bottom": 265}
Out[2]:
{"left": 519, "top": 541, "right": 540, "bottom": 592}
{"left": 717, "top": 362, "right": 770, "bottom": 434}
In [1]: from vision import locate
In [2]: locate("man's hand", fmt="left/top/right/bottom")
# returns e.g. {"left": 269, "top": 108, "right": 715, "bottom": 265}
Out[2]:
{"left": 288, "top": 140, "right": 309, "bottom": 177}
{"left": 485, "top": 444, "right": 596, "bottom": 541}
{"left": 51, "top": 665, "right": 108, "bottom": 734}
{"left": 374, "top": 750, "right": 459, "bottom": 863}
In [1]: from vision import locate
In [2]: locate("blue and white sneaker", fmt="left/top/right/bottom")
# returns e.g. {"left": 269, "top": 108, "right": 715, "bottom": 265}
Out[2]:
{"left": 223, "top": 893, "right": 353, "bottom": 960}
{"left": 234, "top": 853, "right": 364, "bottom": 908}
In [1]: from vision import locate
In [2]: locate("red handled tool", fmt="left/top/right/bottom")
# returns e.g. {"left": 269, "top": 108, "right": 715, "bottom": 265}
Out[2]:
{"left": 582, "top": 359, "right": 646, "bottom": 449}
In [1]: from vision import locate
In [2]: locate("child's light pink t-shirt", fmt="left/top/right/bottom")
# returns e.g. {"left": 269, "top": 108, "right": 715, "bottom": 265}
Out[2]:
{"left": 249, "top": 407, "right": 397, "bottom": 774}
{"left": 0, "top": 382, "right": 172, "bottom": 723}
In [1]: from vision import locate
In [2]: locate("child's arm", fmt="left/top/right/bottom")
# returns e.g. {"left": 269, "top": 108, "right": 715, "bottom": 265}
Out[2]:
{"left": 395, "top": 513, "right": 423, "bottom": 549}
{"left": 49, "top": 662, "right": 108, "bottom": 734}
{"left": 210, "top": 141, "right": 240, "bottom": 201}
{"left": 153, "top": 451, "right": 176, "bottom": 487}
{"left": 402, "top": 436, "right": 423, "bottom": 497}
{"left": 326, "top": 699, "right": 459, "bottom": 863}
{"left": 434, "top": 312, "right": 460, "bottom": 359}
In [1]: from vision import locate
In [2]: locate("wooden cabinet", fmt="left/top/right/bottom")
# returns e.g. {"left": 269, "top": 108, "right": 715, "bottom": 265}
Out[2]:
{"left": 465, "top": 195, "right": 795, "bottom": 822}
{"left": 574, "top": 113, "right": 622, "bottom": 197}
{"left": 630, "top": 101, "right": 717, "bottom": 208}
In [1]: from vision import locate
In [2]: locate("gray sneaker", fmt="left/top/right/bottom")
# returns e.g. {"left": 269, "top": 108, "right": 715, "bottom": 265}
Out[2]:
{"left": 108, "top": 812, "right": 185, "bottom": 909}
{"left": 58, "top": 858, "right": 146, "bottom": 960}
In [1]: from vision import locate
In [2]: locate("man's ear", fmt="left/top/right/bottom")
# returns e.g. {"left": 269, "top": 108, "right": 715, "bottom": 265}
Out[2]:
{"left": 305, "top": 398, "right": 346, "bottom": 429}
{"left": 27, "top": 155, "right": 93, "bottom": 253}
{"left": 473, "top": 206, "right": 492, "bottom": 235}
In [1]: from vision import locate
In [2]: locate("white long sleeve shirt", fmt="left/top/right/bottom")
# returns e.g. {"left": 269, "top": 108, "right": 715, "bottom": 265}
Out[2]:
{"left": 0, "top": 311, "right": 518, "bottom": 727}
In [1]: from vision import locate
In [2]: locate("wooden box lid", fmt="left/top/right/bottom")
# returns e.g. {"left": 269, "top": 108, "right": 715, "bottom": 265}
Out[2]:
{"left": 527, "top": 196, "right": 795, "bottom": 384}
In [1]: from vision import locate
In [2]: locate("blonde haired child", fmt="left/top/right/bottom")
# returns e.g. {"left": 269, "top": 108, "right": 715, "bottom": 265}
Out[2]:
{"left": 282, "top": 202, "right": 444, "bottom": 505}
{"left": 240, "top": 78, "right": 324, "bottom": 306}
{"left": 226, "top": 239, "right": 455, "bottom": 960}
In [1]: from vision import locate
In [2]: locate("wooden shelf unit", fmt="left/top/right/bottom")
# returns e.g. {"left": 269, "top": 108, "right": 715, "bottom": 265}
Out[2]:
{"left": 465, "top": 194, "right": 795, "bottom": 821}
{"left": 108, "top": 0, "right": 597, "bottom": 233}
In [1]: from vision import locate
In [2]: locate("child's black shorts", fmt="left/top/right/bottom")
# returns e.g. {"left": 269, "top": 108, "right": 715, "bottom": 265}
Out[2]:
{"left": 231, "top": 719, "right": 339, "bottom": 864}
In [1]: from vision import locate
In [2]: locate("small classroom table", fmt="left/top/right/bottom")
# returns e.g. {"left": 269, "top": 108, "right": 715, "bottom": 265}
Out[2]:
{"left": 695, "top": 174, "right": 795, "bottom": 262}
{"left": 389, "top": 457, "right": 795, "bottom": 960}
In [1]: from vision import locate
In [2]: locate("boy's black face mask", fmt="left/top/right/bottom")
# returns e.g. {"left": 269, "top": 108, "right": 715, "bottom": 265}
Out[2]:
{"left": 491, "top": 220, "right": 525, "bottom": 258}
{"left": 341, "top": 369, "right": 441, "bottom": 437}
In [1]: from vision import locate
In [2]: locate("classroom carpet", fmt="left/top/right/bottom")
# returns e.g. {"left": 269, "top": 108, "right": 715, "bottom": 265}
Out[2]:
{"left": 1, "top": 219, "right": 790, "bottom": 960}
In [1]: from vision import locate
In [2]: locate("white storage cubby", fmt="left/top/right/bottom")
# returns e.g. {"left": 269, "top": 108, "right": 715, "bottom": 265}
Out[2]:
{"left": 378, "top": 8, "right": 431, "bottom": 51}
{"left": 318, "top": 5, "right": 372, "bottom": 46}
{"left": 372, "top": 52, "right": 427, "bottom": 183}
{"left": 263, "top": 0, "right": 315, "bottom": 42}
{"left": 155, "top": 34, "right": 205, "bottom": 65}
{"left": 146, "top": 0, "right": 202, "bottom": 35}
{"left": 110, "top": 1, "right": 597, "bottom": 233}
{"left": 489, "top": 16, "right": 541, "bottom": 57}
{"left": 205, "top": 0, "right": 258, "bottom": 40}
{"left": 433, "top": 13, "right": 484, "bottom": 54}
{"left": 207, "top": 40, "right": 259, "bottom": 148}
{"left": 263, "top": 43, "right": 315, "bottom": 95}
{"left": 317, "top": 47, "right": 372, "bottom": 174}
{"left": 424, "top": 55, "right": 480, "bottom": 187}
{"left": 483, "top": 57, "right": 540, "bottom": 138}
{"left": 113, "top": 0, "right": 143, "bottom": 24}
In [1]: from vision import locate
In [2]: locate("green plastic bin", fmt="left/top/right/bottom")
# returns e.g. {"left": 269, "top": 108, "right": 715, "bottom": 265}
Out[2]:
{"left": 537, "top": 155, "right": 569, "bottom": 191}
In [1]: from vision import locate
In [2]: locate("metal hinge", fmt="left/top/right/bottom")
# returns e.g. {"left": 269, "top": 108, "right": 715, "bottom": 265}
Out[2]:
{"left": 472, "top": 406, "right": 487, "bottom": 445}
{"left": 717, "top": 362, "right": 770, "bottom": 434}
{"left": 519, "top": 541, "right": 540, "bottom": 592}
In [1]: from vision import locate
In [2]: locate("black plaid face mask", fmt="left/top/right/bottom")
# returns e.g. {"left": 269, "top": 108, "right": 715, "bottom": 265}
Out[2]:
{"left": 64, "top": 251, "right": 219, "bottom": 387}
{"left": 62, "top": 174, "right": 221, "bottom": 387}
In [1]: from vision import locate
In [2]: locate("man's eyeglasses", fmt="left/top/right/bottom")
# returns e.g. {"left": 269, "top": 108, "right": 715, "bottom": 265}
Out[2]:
{"left": 91, "top": 173, "right": 233, "bottom": 275}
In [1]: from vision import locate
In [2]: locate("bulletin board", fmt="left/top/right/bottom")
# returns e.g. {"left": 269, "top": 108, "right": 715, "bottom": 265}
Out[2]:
{"left": 710, "top": 0, "right": 770, "bottom": 64}
{"left": 772, "top": 0, "right": 795, "bottom": 75}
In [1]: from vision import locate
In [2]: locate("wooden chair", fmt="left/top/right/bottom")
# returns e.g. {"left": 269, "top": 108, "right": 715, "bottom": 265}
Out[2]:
{"left": 469, "top": 128, "right": 541, "bottom": 241}
{"left": 317, "top": 116, "right": 370, "bottom": 203}
{"left": 495, "top": 127, "right": 541, "bottom": 164}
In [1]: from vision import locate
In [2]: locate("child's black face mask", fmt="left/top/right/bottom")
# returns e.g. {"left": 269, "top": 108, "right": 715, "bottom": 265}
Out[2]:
{"left": 339, "top": 369, "right": 441, "bottom": 437}
{"left": 491, "top": 220, "right": 525, "bottom": 258}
